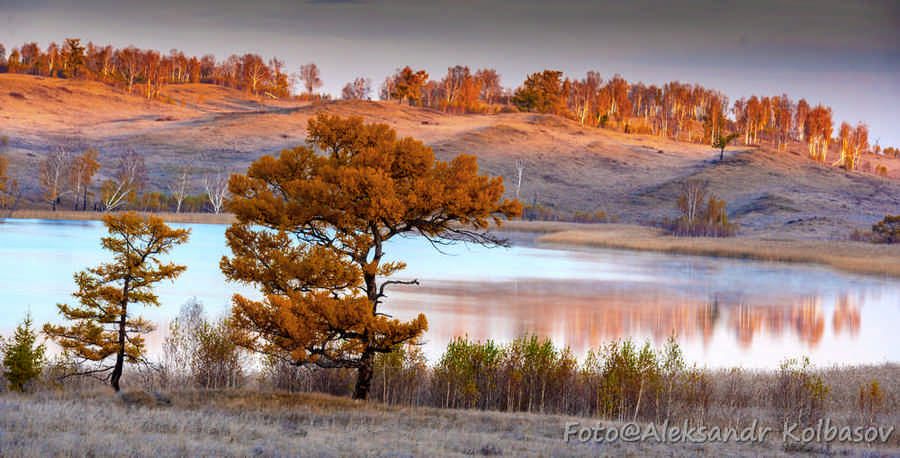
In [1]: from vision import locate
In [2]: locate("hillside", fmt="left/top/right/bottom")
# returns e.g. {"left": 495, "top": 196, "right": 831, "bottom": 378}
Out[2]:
{"left": 2, "top": 74, "right": 899, "bottom": 239}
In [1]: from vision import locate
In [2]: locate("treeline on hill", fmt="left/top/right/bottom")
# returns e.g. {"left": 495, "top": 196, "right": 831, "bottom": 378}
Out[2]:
{"left": 1, "top": 38, "right": 898, "bottom": 167}
{"left": 0, "top": 38, "right": 307, "bottom": 100}
{"left": 378, "top": 66, "right": 898, "bottom": 169}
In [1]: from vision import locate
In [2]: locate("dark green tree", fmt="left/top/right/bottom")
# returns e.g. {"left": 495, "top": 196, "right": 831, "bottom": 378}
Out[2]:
{"left": 512, "top": 70, "right": 566, "bottom": 114}
{"left": 63, "top": 38, "right": 85, "bottom": 78}
{"left": 713, "top": 133, "right": 740, "bottom": 161}
{"left": 2, "top": 313, "right": 46, "bottom": 392}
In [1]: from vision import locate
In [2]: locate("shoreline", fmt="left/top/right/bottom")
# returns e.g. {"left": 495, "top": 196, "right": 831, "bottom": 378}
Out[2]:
{"left": 535, "top": 224, "right": 900, "bottom": 279}
{"left": 5, "top": 211, "right": 899, "bottom": 279}
{"left": 2, "top": 209, "right": 236, "bottom": 225}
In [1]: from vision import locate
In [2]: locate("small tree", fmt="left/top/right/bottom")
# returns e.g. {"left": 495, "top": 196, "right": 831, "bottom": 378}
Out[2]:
{"left": 101, "top": 150, "right": 145, "bottom": 211}
{"left": 512, "top": 70, "right": 566, "bottom": 114}
{"left": 164, "top": 299, "right": 244, "bottom": 389}
{"left": 44, "top": 212, "right": 190, "bottom": 391}
{"left": 39, "top": 146, "right": 71, "bottom": 211}
{"left": 298, "top": 62, "right": 322, "bottom": 96}
{"left": 872, "top": 215, "right": 900, "bottom": 244}
{"left": 713, "top": 133, "right": 740, "bottom": 161}
{"left": 68, "top": 148, "right": 101, "bottom": 211}
{"left": 203, "top": 167, "right": 229, "bottom": 214}
{"left": 62, "top": 38, "right": 85, "bottom": 78}
{"left": 3, "top": 313, "right": 46, "bottom": 392}
{"left": 390, "top": 66, "right": 429, "bottom": 105}
{"left": 0, "top": 154, "right": 17, "bottom": 210}
{"left": 342, "top": 77, "right": 372, "bottom": 100}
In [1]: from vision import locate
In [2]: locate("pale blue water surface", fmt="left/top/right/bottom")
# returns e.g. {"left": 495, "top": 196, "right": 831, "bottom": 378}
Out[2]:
{"left": 2, "top": 218, "right": 899, "bottom": 368}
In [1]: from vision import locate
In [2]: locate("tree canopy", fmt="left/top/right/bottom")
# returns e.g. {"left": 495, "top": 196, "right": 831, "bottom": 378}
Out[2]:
{"left": 221, "top": 113, "right": 521, "bottom": 399}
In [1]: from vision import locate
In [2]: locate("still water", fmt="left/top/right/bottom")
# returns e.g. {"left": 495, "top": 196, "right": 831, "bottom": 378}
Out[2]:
{"left": 2, "top": 218, "right": 899, "bottom": 368}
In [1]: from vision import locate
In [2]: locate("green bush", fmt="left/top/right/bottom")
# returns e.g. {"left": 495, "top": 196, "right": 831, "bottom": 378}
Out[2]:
{"left": 433, "top": 336, "right": 503, "bottom": 409}
{"left": 2, "top": 313, "right": 46, "bottom": 392}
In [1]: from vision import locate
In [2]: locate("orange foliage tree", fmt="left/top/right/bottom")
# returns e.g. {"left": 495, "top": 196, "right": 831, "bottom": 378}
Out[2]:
{"left": 221, "top": 113, "right": 522, "bottom": 399}
{"left": 44, "top": 212, "right": 190, "bottom": 391}
{"left": 390, "top": 66, "right": 429, "bottom": 105}
{"left": 804, "top": 104, "right": 833, "bottom": 162}
{"left": 68, "top": 148, "right": 100, "bottom": 211}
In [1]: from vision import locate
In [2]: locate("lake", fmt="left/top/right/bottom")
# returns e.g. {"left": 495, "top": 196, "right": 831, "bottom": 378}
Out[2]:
{"left": 2, "top": 218, "right": 899, "bottom": 368}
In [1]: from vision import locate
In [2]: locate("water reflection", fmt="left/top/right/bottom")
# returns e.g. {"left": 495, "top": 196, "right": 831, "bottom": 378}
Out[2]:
{"left": 384, "top": 277, "right": 890, "bottom": 368}
{"left": 1, "top": 218, "right": 898, "bottom": 369}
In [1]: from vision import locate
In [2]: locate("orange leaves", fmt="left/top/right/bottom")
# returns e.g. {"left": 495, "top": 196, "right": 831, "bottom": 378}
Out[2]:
{"left": 222, "top": 114, "right": 518, "bottom": 390}
{"left": 44, "top": 212, "right": 190, "bottom": 381}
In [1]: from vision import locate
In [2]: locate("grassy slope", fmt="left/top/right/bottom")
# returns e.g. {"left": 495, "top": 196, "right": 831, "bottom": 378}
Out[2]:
{"left": 2, "top": 73, "right": 900, "bottom": 240}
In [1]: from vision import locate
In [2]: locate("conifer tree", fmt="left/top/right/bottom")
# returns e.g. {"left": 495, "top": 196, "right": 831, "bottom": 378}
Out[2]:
{"left": 2, "top": 313, "right": 46, "bottom": 392}
{"left": 44, "top": 212, "right": 190, "bottom": 391}
{"left": 221, "top": 113, "right": 521, "bottom": 400}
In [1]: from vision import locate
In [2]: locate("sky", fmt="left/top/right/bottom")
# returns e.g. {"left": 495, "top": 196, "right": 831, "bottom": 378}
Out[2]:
{"left": 1, "top": 0, "right": 898, "bottom": 147}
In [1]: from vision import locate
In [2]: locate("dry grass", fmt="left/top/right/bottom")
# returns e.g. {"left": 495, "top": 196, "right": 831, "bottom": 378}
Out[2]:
{"left": 5, "top": 209, "right": 235, "bottom": 225}
{"left": 538, "top": 224, "right": 900, "bottom": 278}
{"left": 3, "top": 387, "right": 891, "bottom": 457}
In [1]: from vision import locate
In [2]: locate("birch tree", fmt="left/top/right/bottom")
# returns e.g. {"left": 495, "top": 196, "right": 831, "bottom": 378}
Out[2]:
{"left": 167, "top": 163, "right": 191, "bottom": 213}
{"left": 203, "top": 168, "right": 229, "bottom": 214}
{"left": 39, "top": 147, "right": 71, "bottom": 211}
{"left": 68, "top": 148, "right": 100, "bottom": 211}
{"left": 299, "top": 62, "right": 322, "bottom": 95}
{"left": 101, "top": 150, "right": 145, "bottom": 211}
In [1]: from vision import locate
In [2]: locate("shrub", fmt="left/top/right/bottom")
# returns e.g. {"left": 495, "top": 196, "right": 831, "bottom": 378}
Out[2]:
{"left": 262, "top": 358, "right": 355, "bottom": 397}
{"left": 872, "top": 215, "right": 900, "bottom": 243}
{"left": 192, "top": 318, "right": 245, "bottom": 389}
{"left": 373, "top": 341, "right": 429, "bottom": 406}
{"left": 501, "top": 336, "right": 577, "bottom": 413}
{"left": 858, "top": 380, "right": 884, "bottom": 423}
{"left": 773, "top": 357, "right": 829, "bottom": 426}
{"left": 2, "top": 313, "right": 46, "bottom": 392}
{"left": 875, "top": 165, "right": 888, "bottom": 177}
{"left": 164, "top": 299, "right": 245, "bottom": 389}
{"left": 668, "top": 181, "right": 737, "bottom": 237}
{"left": 432, "top": 336, "right": 503, "bottom": 409}
{"left": 848, "top": 228, "right": 873, "bottom": 242}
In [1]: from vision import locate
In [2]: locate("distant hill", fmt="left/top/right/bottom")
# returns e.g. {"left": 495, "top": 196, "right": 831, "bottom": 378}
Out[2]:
{"left": 1, "top": 74, "right": 899, "bottom": 239}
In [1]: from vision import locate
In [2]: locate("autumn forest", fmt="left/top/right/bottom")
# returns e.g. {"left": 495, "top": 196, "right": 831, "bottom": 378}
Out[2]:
{"left": 0, "top": 38, "right": 896, "bottom": 170}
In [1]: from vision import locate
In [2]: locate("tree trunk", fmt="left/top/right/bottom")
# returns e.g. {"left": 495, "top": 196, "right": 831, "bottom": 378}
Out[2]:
{"left": 353, "top": 350, "right": 375, "bottom": 400}
{"left": 110, "top": 311, "right": 127, "bottom": 392}
{"left": 110, "top": 280, "right": 130, "bottom": 392}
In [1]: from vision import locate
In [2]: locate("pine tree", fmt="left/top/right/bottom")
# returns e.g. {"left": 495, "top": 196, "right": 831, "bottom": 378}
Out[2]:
{"left": 44, "top": 212, "right": 190, "bottom": 391}
{"left": 221, "top": 113, "right": 521, "bottom": 400}
{"left": 2, "top": 313, "right": 46, "bottom": 392}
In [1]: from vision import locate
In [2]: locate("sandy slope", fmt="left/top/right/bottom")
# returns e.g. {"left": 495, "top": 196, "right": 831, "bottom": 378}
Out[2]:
{"left": 2, "top": 74, "right": 899, "bottom": 239}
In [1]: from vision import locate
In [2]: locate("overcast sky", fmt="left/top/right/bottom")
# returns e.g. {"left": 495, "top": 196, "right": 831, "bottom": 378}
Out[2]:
{"left": 2, "top": 0, "right": 898, "bottom": 147}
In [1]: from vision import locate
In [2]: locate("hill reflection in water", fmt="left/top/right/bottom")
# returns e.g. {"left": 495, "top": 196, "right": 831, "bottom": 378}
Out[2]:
{"left": 384, "top": 278, "right": 888, "bottom": 368}
{"left": 2, "top": 218, "right": 898, "bottom": 368}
